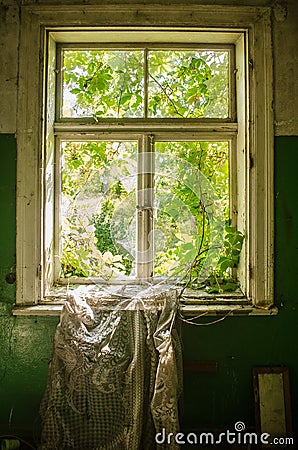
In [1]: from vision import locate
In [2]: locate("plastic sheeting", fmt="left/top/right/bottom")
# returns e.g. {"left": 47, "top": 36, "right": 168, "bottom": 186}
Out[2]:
{"left": 39, "top": 285, "right": 183, "bottom": 450}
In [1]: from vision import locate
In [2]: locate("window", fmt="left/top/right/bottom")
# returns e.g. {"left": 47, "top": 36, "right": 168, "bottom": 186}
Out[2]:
{"left": 56, "top": 46, "right": 233, "bottom": 285}
{"left": 16, "top": 5, "right": 274, "bottom": 314}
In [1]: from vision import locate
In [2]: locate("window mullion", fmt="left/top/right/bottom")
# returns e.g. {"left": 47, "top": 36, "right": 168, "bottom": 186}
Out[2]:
{"left": 136, "top": 134, "right": 154, "bottom": 279}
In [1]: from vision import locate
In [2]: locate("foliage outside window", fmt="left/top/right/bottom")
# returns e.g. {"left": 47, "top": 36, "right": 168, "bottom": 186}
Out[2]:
{"left": 62, "top": 49, "right": 230, "bottom": 119}
{"left": 58, "top": 48, "right": 244, "bottom": 293}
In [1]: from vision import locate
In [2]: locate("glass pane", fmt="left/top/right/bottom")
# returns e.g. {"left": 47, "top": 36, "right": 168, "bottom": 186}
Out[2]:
{"left": 62, "top": 50, "right": 144, "bottom": 118}
{"left": 154, "top": 142, "right": 230, "bottom": 282}
{"left": 60, "top": 141, "right": 138, "bottom": 278}
{"left": 148, "top": 50, "right": 230, "bottom": 118}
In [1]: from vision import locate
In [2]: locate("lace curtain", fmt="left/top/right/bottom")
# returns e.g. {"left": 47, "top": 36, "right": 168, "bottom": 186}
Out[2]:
{"left": 39, "top": 285, "right": 183, "bottom": 450}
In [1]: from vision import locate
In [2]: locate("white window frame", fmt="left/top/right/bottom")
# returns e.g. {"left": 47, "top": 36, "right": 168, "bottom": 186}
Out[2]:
{"left": 15, "top": 5, "right": 274, "bottom": 315}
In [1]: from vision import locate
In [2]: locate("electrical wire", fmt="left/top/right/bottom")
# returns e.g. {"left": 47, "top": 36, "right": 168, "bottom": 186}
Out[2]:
{"left": 178, "top": 307, "right": 242, "bottom": 326}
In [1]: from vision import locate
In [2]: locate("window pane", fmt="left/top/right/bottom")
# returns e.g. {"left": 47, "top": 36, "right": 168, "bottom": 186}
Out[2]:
{"left": 154, "top": 142, "right": 229, "bottom": 280}
{"left": 61, "top": 49, "right": 230, "bottom": 119}
{"left": 62, "top": 50, "right": 144, "bottom": 118}
{"left": 60, "top": 141, "right": 137, "bottom": 278}
{"left": 148, "top": 50, "right": 230, "bottom": 118}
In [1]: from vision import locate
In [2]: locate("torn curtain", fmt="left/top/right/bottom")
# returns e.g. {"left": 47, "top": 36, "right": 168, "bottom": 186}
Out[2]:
{"left": 39, "top": 286, "right": 183, "bottom": 449}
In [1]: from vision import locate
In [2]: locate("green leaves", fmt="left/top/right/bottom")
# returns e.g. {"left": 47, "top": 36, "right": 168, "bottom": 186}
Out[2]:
{"left": 60, "top": 141, "right": 137, "bottom": 278}
{"left": 223, "top": 226, "right": 245, "bottom": 266}
{"left": 62, "top": 49, "right": 229, "bottom": 119}
{"left": 153, "top": 140, "right": 243, "bottom": 292}
{"left": 60, "top": 139, "right": 244, "bottom": 291}
{"left": 92, "top": 199, "right": 132, "bottom": 275}
{"left": 62, "top": 50, "right": 144, "bottom": 118}
{"left": 198, "top": 224, "right": 244, "bottom": 293}
{"left": 59, "top": 47, "right": 240, "bottom": 290}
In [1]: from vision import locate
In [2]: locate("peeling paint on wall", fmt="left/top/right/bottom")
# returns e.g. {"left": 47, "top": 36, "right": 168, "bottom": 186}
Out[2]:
{"left": 0, "top": 2, "right": 19, "bottom": 133}
{"left": 273, "top": 0, "right": 298, "bottom": 135}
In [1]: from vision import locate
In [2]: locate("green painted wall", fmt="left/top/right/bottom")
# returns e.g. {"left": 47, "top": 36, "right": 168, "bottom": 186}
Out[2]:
{"left": 0, "top": 134, "right": 297, "bottom": 442}
{"left": 0, "top": 135, "right": 59, "bottom": 439}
